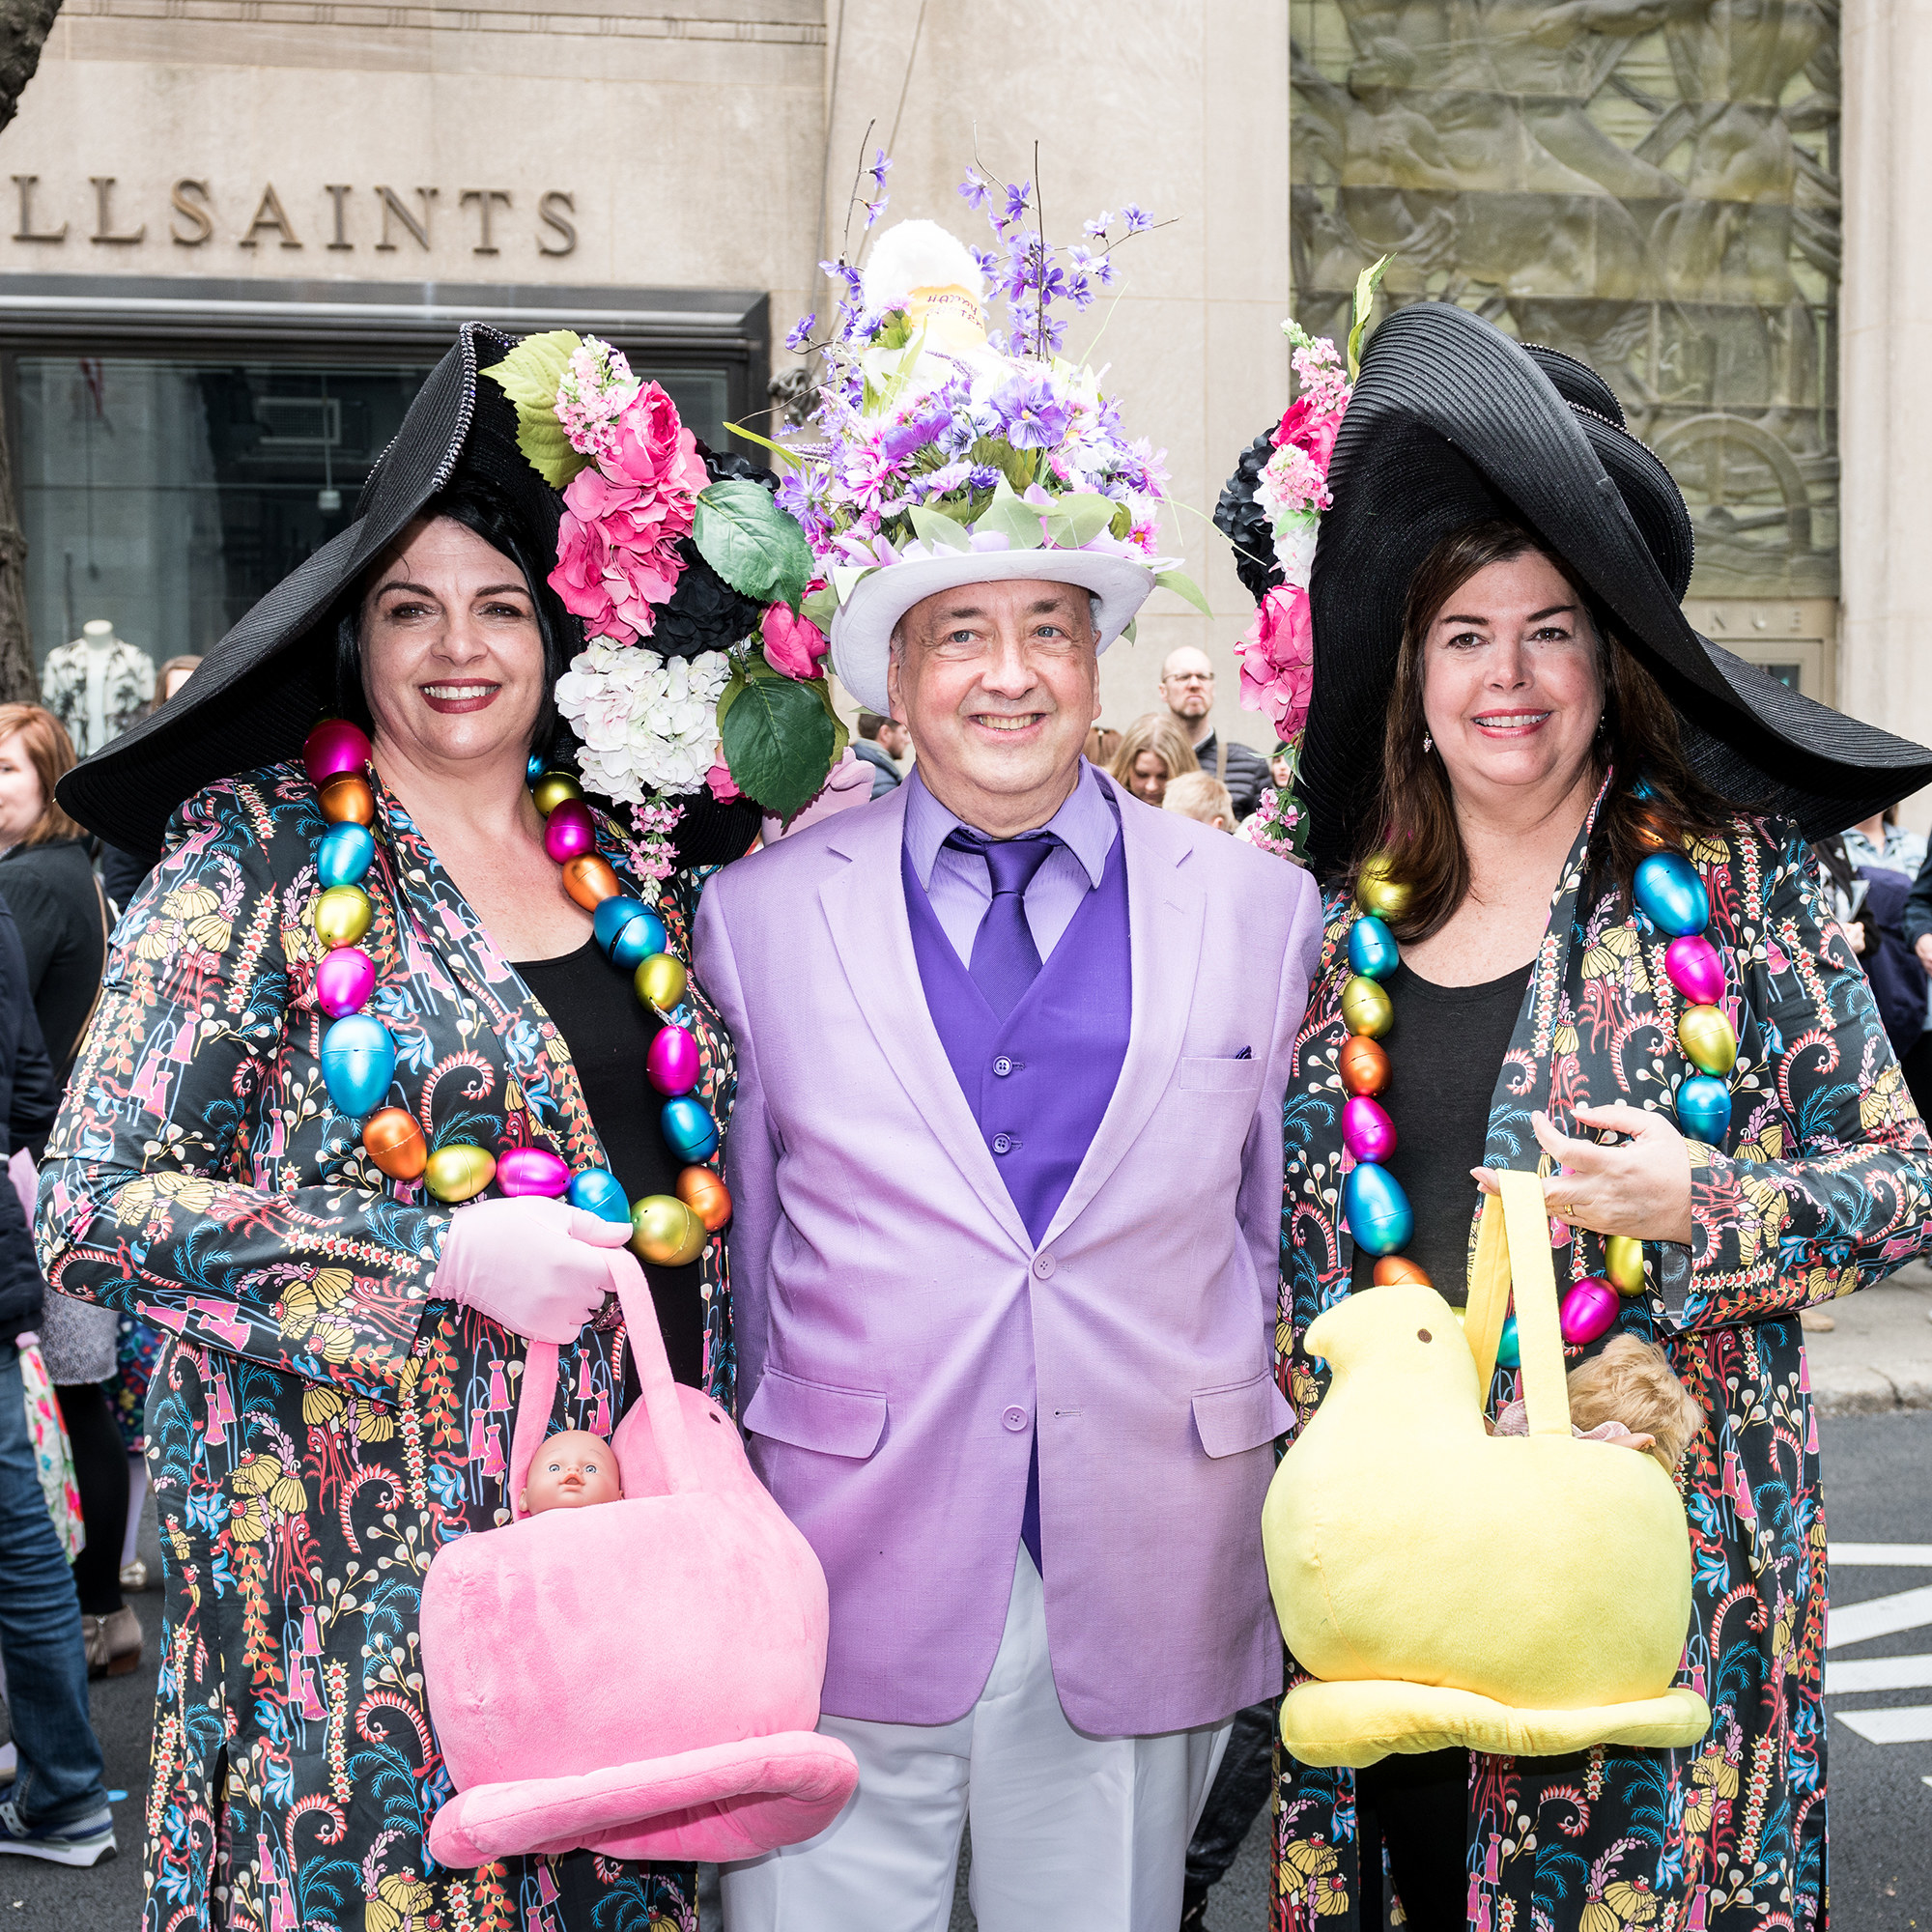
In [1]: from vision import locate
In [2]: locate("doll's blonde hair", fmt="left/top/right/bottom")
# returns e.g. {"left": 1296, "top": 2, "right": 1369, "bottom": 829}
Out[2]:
{"left": 1567, "top": 1335, "right": 1705, "bottom": 1474}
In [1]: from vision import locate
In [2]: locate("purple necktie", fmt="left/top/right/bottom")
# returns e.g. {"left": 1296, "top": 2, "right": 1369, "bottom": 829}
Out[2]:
{"left": 946, "top": 829, "right": 1061, "bottom": 1020}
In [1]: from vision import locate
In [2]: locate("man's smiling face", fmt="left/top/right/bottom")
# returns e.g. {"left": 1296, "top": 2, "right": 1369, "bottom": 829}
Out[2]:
{"left": 886, "top": 577, "right": 1102, "bottom": 834}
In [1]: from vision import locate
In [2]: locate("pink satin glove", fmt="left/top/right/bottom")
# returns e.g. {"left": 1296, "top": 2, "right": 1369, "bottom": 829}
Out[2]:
{"left": 432, "top": 1196, "right": 631, "bottom": 1344}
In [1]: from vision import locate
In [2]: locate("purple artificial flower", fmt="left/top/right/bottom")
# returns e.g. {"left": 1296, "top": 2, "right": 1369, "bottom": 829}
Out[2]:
{"left": 1066, "top": 272, "right": 1094, "bottom": 310}
{"left": 821, "top": 260, "right": 864, "bottom": 300}
{"left": 1094, "top": 256, "right": 1116, "bottom": 287}
{"left": 1002, "top": 180, "right": 1033, "bottom": 228}
{"left": 865, "top": 196, "right": 890, "bottom": 230}
{"left": 959, "top": 168, "right": 991, "bottom": 213}
{"left": 1122, "top": 203, "right": 1152, "bottom": 234}
{"left": 1083, "top": 212, "right": 1112, "bottom": 239}
{"left": 994, "top": 373, "right": 1072, "bottom": 448}
{"left": 870, "top": 148, "right": 894, "bottom": 189}
{"left": 967, "top": 464, "right": 1003, "bottom": 492}
{"left": 784, "top": 312, "right": 816, "bottom": 353}
{"left": 969, "top": 244, "right": 998, "bottom": 277}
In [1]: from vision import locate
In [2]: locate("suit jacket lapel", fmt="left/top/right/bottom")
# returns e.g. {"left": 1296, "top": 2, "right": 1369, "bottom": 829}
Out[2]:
{"left": 1040, "top": 804, "right": 1203, "bottom": 1247}
{"left": 818, "top": 793, "right": 1032, "bottom": 1254}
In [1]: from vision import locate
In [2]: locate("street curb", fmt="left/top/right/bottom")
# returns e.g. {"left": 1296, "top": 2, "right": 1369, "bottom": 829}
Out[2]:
{"left": 1814, "top": 1374, "right": 1932, "bottom": 1418}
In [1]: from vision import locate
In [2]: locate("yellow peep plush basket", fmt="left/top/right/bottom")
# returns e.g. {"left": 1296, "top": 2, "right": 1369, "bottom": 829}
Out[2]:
{"left": 1263, "top": 1170, "right": 1711, "bottom": 1768}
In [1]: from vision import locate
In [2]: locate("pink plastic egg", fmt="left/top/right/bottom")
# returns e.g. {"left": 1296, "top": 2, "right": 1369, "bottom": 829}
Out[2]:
{"left": 1341, "top": 1094, "right": 1397, "bottom": 1165}
{"left": 497, "top": 1147, "right": 572, "bottom": 1198}
{"left": 646, "top": 1023, "right": 701, "bottom": 1096}
{"left": 1559, "top": 1277, "right": 1619, "bottom": 1347}
{"left": 302, "top": 718, "right": 372, "bottom": 786}
{"left": 543, "top": 799, "right": 596, "bottom": 864}
{"left": 1664, "top": 934, "right": 1725, "bottom": 1008}
{"left": 314, "top": 945, "right": 375, "bottom": 1017}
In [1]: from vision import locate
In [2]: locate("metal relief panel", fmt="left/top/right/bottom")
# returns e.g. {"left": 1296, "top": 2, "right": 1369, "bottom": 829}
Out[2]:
{"left": 1291, "top": 0, "right": 1841, "bottom": 599}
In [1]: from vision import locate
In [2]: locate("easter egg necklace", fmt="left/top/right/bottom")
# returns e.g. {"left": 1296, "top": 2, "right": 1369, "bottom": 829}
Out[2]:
{"left": 302, "top": 718, "right": 731, "bottom": 1267}
{"left": 1338, "top": 825, "right": 1735, "bottom": 1353}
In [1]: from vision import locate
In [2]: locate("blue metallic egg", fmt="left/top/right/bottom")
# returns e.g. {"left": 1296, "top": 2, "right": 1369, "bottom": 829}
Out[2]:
{"left": 568, "top": 1166, "right": 633, "bottom": 1225}
{"left": 1674, "top": 1073, "right": 1733, "bottom": 1146}
{"left": 661, "top": 1096, "right": 720, "bottom": 1164}
{"left": 526, "top": 753, "right": 547, "bottom": 782}
{"left": 593, "top": 895, "right": 667, "bottom": 970}
{"left": 1348, "top": 915, "right": 1400, "bottom": 981}
{"left": 1496, "top": 1313, "right": 1520, "bottom": 1370}
{"left": 1634, "top": 850, "right": 1709, "bottom": 937}
{"left": 317, "top": 820, "right": 376, "bottom": 890}
{"left": 1342, "top": 1161, "right": 1413, "bottom": 1256}
{"left": 320, "top": 1013, "right": 396, "bottom": 1119}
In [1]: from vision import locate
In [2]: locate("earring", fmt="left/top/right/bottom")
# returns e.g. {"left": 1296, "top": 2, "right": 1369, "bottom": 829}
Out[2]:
{"left": 1422, "top": 732, "right": 1433, "bottom": 753}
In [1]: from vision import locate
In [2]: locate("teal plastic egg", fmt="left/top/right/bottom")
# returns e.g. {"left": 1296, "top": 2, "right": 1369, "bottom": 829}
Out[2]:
{"left": 661, "top": 1096, "right": 719, "bottom": 1164}
{"left": 1496, "top": 1313, "right": 1520, "bottom": 1370}
{"left": 593, "top": 896, "right": 667, "bottom": 971}
{"left": 1348, "top": 916, "right": 1399, "bottom": 981}
{"left": 1634, "top": 850, "right": 1709, "bottom": 937}
{"left": 320, "top": 1014, "right": 396, "bottom": 1118}
{"left": 568, "top": 1167, "right": 633, "bottom": 1225}
{"left": 1342, "top": 1161, "right": 1413, "bottom": 1256}
{"left": 317, "top": 821, "right": 376, "bottom": 889}
{"left": 1674, "top": 1073, "right": 1732, "bottom": 1145}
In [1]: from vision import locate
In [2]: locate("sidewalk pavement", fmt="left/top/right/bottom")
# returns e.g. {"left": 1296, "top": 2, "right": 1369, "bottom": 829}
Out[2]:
{"left": 1803, "top": 1259, "right": 1932, "bottom": 1415}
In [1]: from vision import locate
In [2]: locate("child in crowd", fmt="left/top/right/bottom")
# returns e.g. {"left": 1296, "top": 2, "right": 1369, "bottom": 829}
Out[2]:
{"left": 520, "top": 1430, "right": 622, "bottom": 1516}
{"left": 1163, "top": 770, "right": 1236, "bottom": 832}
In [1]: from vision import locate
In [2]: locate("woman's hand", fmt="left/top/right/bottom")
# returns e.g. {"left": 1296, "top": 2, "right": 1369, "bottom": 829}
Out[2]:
{"left": 1471, "top": 1102, "right": 1693, "bottom": 1245}
{"left": 433, "top": 1195, "right": 632, "bottom": 1343}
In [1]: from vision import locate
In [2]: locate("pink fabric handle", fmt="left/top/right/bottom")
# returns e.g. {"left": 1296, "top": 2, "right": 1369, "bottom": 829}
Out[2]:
{"left": 508, "top": 1246, "right": 697, "bottom": 1517}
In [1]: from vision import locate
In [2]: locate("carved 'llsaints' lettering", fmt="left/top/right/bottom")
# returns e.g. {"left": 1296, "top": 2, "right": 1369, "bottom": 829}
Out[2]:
{"left": 374, "top": 185, "right": 437, "bottom": 253}
{"left": 170, "top": 179, "right": 213, "bottom": 246}
{"left": 239, "top": 184, "right": 301, "bottom": 250}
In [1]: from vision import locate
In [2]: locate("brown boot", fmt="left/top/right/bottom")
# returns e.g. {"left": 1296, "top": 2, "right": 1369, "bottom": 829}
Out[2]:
{"left": 80, "top": 1604, "right": 142, "bottom": 1678}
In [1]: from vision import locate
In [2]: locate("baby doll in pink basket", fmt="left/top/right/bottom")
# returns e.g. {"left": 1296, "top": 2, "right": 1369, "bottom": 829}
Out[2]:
{"left": 1492, "top": 1334, "right": 1705, "bottom": 1471}
{"left": 520, "top": 1430, "right": 622, "bottom": 1516}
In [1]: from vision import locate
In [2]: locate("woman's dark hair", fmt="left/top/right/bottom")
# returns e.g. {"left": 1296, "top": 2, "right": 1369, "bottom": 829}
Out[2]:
{"left": 1354, "top": 518, "right": 1734, "bottom": 942}
{"left": 331, "top": 477, "right": 581, "bottom": 761}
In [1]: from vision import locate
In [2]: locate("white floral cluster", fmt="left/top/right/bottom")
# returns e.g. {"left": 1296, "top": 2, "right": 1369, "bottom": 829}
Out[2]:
{"left": 554, "top": 639, "right": 730, "bottom": 803}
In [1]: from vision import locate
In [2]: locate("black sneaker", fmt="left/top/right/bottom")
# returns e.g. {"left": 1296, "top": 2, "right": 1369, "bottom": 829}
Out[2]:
{"left": 1180, "top": 1881, "right": 1209, "bottom": 1929}
{"left": 0, "top": 1791, "right": 117, "bottom": 1866}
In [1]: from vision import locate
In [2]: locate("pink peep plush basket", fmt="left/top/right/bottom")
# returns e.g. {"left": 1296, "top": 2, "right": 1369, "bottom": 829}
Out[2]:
{"left": 421, "top": 1246, "right": 859, "bottom": 1866}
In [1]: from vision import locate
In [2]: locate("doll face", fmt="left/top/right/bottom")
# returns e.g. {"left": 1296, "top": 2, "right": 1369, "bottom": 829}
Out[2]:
{"left": 520, "top": 1430, "right": 621, "bottom": 1515}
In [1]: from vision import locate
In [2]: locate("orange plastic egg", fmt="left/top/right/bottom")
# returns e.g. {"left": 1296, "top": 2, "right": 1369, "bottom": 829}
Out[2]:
{"left": 676, "top": 1164, "right": 733, "bottom": 1233}
{"left": 561, "top": 853, "right": 622, "bottom": 910}
{"left": 361, "top": 1107, "right": 427, "bottom": 1181}
{"left": 1338, "top": 1035, "right": 1390, "bottom": 1097}
{"left": 319, "top": 774, "right": 376, "bottom": 826}
{"left": 1373, "top": 1255, "right": 1434, "bottom": 1287}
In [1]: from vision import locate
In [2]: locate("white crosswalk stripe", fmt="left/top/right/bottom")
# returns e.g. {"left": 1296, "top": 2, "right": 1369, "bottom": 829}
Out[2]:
{"left": 1827, "top": 1545, "right": 1932, "bottom": 1764}
{"left": 1827, "top": 1583, "right": 1932, "bottom": 1650}
{"left": 1834, "top": 1707, "right": 1932, "bottom": 1745}
{"left": 1826, "top": 1654, "right": 1932, "bottom": 1694}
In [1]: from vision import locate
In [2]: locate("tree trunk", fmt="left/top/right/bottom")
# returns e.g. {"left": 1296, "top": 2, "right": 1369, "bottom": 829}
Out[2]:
{"left": 0, "top": 0, "right": 63, "bottom": 700}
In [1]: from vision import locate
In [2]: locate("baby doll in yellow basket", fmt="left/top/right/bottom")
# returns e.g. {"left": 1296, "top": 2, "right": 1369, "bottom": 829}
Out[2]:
{"left": 1491, "top": 1334, "right": 1705, "bottom": 1470}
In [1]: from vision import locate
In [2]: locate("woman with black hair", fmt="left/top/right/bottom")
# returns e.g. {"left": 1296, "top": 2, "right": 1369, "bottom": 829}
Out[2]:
{"left": 27, "top": 327, "right": 784, "bottom": 1929}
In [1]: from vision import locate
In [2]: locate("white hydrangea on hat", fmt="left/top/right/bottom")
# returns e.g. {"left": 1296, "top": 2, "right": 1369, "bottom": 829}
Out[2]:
{"left": 759, "top": 154, "right": 1206, "bottom": 714}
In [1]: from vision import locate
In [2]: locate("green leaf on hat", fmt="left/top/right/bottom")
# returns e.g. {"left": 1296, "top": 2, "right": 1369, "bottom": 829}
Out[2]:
{"left": 1347, "top": 255, "right": 1393, "bottom": 381}
{"left": 801, "top": 582, "right": 839, "bottom": 632}
{"left": 976, "top": 494, "right": 1045, "bottom": 552}
{"left": 973, "top": 437, "right": 1038, "bottom": 494}
{"left": 1041, "top": 493, "right": 1117, "bottom": 550}
{"left": 482, "top": 330, "right": 589, "bottom": 491}
{"left": 719, "top": 661, "right": 840, "bottom": 819}
{"left": 722, "top": 419, "right": 804, "bottom": 472}
{"left": 1154, "top": 569, "right": 1211, "bottom": 615}
{"left": 695, "top": 478, "right": 815, "bottom": 611}
{"left": 909, "top": 505, "right": 972, "bottom": 551}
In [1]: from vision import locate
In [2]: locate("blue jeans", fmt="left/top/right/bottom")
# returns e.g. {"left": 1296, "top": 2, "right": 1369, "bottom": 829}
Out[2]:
{"left": 0, "top": 1344, "right": 105, "bottom": 1828}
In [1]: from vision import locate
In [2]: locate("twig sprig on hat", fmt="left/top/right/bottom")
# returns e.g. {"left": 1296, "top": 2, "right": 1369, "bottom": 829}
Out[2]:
{"left": 486, "top": 332, "right": 846, "bottom": 823}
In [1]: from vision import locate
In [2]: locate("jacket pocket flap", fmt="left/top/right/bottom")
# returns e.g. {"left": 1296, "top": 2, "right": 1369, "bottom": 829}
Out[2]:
{"left": 1191, "top": 1370, "right": 1292, "bottom": 1459}
{"left": 742, "top": 1368, "right": 888, "bottom": 1460}
{"left": 1177, "top": 1055, "right": 1266, "bottom": 1095}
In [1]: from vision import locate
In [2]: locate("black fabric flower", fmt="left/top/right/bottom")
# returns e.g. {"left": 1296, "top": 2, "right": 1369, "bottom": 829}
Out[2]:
{"left": 1213, "top": 426, "right": 1283, "bottom": 605}
{"left": 653, "top": 540, "right": 764, "bottom": 661}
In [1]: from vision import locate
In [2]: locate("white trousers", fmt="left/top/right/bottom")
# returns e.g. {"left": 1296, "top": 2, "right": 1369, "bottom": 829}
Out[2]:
{"left": 720, "top": 1552, "right": 1231, "bottom": 1932}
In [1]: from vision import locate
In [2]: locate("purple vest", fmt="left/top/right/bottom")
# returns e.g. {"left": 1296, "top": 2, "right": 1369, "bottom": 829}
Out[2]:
{"left": 900, "top": 811, "right": 1132, "bottom": 1246}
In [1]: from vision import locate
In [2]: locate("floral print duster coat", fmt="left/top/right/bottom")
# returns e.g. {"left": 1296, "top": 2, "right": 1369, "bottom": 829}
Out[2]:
{"left": 37, "top": 762, "right": 734, "bottom": 1932}
{"left": 1273, "top": 793, "right": 1932, "bottom": 1932}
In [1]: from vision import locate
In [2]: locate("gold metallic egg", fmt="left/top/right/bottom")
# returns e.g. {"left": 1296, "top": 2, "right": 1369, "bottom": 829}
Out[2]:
{"left": 1678, "top": 1005, "right": 1737, "bottom": 1077}
{"left": 634, "top": 952, "right": 689, "bottom": 1014}
{"left": 676, "top": 1164, "right": 733, "bottom": 1233}
{"left": 562, "top": 852, "right": 622, "bottom": 911}
{"left": 630, "top": 1194, "right": 707, "bottom": 1266}
{"left": 1338, "top": 1035, "right": 1390, "bottom": 1096}
{"left": 312, "top": 885, "right": 373, "bottom": 949}
{"left": 1355, "top": 853, "right": 1411, "bottom": 921}
{"left": 1340, "top": 974, "right": 1394, "bottom": 1040}
{"left": 424, "top": 1143, "right": 497, "bottom": 1204}
{"left": 319, "top": 774, "right": 377, "bottom": 826}
{"left": 530, "top": 771, "right": 584, "bottom": 816}
{"left": 1373, "top": 1255, "right": 1434, "bottom": 1287}
{"left": 1605, "top": 1234, "right": 1645, "bottom": 1297}
{"left": 361, "top": 1106, "right": 427, "bottom": 1181}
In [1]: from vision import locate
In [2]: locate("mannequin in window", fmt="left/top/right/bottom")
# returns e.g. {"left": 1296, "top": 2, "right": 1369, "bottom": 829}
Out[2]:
{"left": 40, "top": 621, "right": 154, "bottom": 761}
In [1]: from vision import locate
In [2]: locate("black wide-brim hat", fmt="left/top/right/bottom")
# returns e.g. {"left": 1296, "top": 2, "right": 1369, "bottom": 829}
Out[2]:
{"left": 1227, "top": 302, "right": 1932, "bottom": 875}
{"left": 59, "top": 324, "right": 559, "bottom": 861}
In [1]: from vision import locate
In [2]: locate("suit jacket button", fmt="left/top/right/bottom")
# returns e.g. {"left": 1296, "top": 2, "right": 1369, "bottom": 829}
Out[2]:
{"left": 991, "top": 1133, "right": 1012, "bottom": 1155}
{"left": 993, "top": 1056, "right": 1013, "bottom": 1077}
{"left": 1033, "top": 1252, "right": 1055, "bottom": 1279}
{"left": 1002, "top": 1406, "right": 1030, "bottom": 1431}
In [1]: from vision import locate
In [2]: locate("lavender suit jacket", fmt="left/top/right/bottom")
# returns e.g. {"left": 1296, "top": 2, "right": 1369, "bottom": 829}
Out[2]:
{"left": 694, "top": 780, "right": 1323, "bottom": 1736}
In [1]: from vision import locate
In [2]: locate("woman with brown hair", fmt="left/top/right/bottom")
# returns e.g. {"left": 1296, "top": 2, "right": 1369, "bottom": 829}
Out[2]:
{"left": 0, "top": 704, "right": 103, "bottom": 1082}
{"left": 1221, "top": 305, "right": 1932, "bottom": 1931}
{"left": 1106, "top": 710, "right": 1199, "bottom": 808}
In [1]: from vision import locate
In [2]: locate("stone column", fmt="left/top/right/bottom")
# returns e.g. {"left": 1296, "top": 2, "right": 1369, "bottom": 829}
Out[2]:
{"left": 1839, "top": 0, "right": 1932, "bottom": 820}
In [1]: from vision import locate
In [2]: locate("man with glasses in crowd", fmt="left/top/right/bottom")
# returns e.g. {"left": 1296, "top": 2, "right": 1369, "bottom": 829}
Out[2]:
{"left": 1156, "top": 647, "right": 1267, "bottom": 820}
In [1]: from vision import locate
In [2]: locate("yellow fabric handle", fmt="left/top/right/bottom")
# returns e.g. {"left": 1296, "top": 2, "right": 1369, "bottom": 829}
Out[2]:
{"left": 1464, "top": 1171, "right": 1572, "bottom": 1435}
